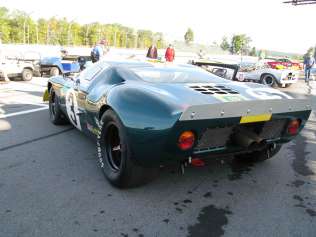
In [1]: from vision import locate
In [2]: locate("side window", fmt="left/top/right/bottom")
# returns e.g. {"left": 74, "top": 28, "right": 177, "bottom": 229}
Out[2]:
{"left": 80, "top": 61, "right": 109, "bottom": 82}
{"left": 80, "top": 65, "right": 102, "bottom": 81}
{"left": 92, "top": 68, "right": 113, "bottom": 84}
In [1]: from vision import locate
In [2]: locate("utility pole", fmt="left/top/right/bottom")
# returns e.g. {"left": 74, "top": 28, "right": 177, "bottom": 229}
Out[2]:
{"left": 125, "top": 32, "right": 128, "bottom": 48}
{"left": 114, "top": 31, "right": 117, "bottom": 47}
{"left": 85, "top": 25, "right": 89, "bottom": 46}
{"left": 23, "top": 11, "right": 34, "bottom": 44}
{"left": 98, "top": 28, "right": 101, "bottom": 41}
{"left": 36, "top": 24, "right": 39, "bottom": 44}
{"left": 23, "top": 19, "right": 26, "bottom": 44}
{"left": 67, "top": 18, "right": 77, "bottom": 46}
{"left": 27, "top": 24, "right": 30, "bottom": 44}
{"left": 135, "top": 32, "right": 138, "bottom": 49}
{"left": 67, "top": 22, "right": 72, "bottom": 46}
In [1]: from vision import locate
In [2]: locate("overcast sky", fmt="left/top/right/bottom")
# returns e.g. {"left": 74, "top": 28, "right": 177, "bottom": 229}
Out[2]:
{"left": 1, "top": 0, "right": 315, "bottom": 53}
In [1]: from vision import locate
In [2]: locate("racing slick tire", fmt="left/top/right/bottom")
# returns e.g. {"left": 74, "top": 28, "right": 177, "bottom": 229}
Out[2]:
{"left": 261, "top": 74, "right": 277, "bottom": 88}
{"left": 50, "top": 67, "right": 60, "bottom": 76}
{"left": 49, "top": 87, "right": 68, "bottom": 125}
{"left": 98, "top": 109, "right": 159, "bottom": 188}
{"left": 21, "top": 68, "right": 33, "bottom": 81}
{"left": 235, "top": 144, "right": 282, "bottom": 163}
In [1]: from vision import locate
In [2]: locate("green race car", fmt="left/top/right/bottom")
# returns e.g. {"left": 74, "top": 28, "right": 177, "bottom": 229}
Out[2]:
{"left": 44, "top": 59, "right": 312, "bottom": 188}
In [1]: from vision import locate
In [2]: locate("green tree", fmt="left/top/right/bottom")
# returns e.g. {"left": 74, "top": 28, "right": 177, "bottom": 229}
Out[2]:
{"left": 0, "top": 6, "right": 165, "bottom": 48}
{"left": 249, "top": 47, "right": 257, "bottom": 56}
{"left": 0, "top": 7, "right": 11, "bottom": 43}
{"left": 230, "top": 34, "right": 251, "bottom": 55}
{"left": 258, "top": 50, "right": 266, "bottom": 59}
{"left": 184, "top": 28, "right": 194, "bottom": 45}
{"left": 37, "top": 18, "right": 48, "bottom": 44}
{"left": 220, "top": 36, "right": 230, "bottom": 51}
{"left": 137, "top": 29, "right": 153, "bottom": 48}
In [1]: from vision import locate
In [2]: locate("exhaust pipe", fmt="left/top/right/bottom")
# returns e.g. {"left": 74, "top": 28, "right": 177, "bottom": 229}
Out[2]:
{"left": 233, "top": 128, "right": 263, "bottom": 148}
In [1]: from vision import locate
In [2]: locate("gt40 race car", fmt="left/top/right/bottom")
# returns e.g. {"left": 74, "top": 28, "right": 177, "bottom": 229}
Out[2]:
{"left": 43, "top": 60, "right": 311, "bottom": 188}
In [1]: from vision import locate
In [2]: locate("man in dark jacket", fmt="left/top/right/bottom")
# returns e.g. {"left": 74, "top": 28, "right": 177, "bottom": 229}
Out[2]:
{"left": 146, "top": 44, "right": 158, "bottom": 59}
{"left": 304, "top": 53, "right": 315, "bottom": 83}
{"left": 165, "top": 44, "right": 175, "bottom": 62}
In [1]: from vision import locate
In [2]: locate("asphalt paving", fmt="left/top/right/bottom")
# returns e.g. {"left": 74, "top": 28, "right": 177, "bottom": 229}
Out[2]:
{"left": 0, "top": 78, "right": 315, "bottom": 237}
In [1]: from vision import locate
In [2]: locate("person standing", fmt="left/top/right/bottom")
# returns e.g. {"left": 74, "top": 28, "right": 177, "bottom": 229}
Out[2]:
{"left": 304, "top": 53, "right": 315, "bottom": 83}
{"left": 197, "top": 49, "right": 206, "bottom": 59}
{"left": 146, "top": 44, "right": 158, "bottom": 59}
{"left": 91, "top": 39, "right": 107, "bottom": 63}
{"left": 165, "top": 44, "right": 175, "bottom": 62}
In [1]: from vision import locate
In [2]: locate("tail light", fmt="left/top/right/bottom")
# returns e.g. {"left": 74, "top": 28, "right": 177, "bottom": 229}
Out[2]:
{"left": 287, "top": 119, "right": 301, "bottom": 136}
{"left": 178, "top": 131, "right": 195, "bottom": 150}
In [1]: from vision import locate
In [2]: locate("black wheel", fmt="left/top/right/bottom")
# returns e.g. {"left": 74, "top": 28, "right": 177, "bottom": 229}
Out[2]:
{"left": 284, "top": 84, "right": 292, "bottom": 88}
{"left": 98, "top": 110, "right": 159, "bottom": 188}
{"left": 50, "top": 67, "right": 60, "bottom": 76}
{"left": 235, "top": 144, "right": 282, "bottom": 163}
{"left": 49, "top": 88, "right": 68, "bottom": 125}
{"left": 261, "top": 74, "right": 276, "bottom": 87}
{"left": 22, "top": 68, "right": 33, "bottom": 81}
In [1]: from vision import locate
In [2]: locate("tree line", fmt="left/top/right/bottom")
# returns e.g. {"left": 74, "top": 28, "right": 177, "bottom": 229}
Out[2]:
{"left": 0, "top": 7, "right": 165, "bottom": 48}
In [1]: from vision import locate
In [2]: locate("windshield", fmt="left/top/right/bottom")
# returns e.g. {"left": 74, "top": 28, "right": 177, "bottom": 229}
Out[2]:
{"left": 130, "top": 66, "right": 227, "bottom": 83}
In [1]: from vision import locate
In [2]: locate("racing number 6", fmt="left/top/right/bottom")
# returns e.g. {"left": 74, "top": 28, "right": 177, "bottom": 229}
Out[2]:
{"left": 66, "top": 89, "right": 82, "bottom": 130}
{"left": 68, "top": 94, "right": 76, "bottom": 124}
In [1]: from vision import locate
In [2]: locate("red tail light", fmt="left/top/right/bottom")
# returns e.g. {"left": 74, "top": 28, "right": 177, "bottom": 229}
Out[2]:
{"left": 287, "top": 119, "right": 301, "bottom": 136}
{"left": 178, "top": 131, "right": 195, "bottom": 150}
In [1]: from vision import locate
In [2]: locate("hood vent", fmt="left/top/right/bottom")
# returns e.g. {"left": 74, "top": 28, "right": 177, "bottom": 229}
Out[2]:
{"left": 188, "top": 85, "right": 239, "bottom": 95}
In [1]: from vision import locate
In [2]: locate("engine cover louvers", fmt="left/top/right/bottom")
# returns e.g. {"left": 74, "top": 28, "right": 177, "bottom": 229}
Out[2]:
{"left": 188, "top": 85, "right": 239, "bottom": 95}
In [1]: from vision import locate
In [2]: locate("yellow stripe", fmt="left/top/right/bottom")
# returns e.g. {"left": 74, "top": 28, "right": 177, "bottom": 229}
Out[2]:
{"left": 43, "top": 89, "right": 49, "bottom": 102}
{"left": 240, "top": 114, "right": 272, "bottom": 124}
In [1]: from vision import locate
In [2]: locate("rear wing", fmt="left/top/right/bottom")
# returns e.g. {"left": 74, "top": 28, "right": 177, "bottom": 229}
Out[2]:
{"left": 189, "top": 60, "right": 239, "bottom": 81}
{"left": 179, "top": 98, "right": 312, "bottom": 121}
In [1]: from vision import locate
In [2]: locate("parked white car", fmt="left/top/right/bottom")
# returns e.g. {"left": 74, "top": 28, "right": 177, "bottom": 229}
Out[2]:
{"left": 236, "top": 62, "right": 299, "bottom": 88}
{"left": 0, "top": 59, "right": 35, "bottom": 81}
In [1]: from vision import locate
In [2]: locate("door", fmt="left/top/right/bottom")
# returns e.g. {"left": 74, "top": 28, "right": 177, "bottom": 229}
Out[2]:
{"left": 65, "top": 61, "right": 108, "bottom": 133}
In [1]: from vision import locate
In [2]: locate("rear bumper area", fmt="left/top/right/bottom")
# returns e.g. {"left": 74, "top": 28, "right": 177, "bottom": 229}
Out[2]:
{"left": 131, "top": 99, "right": 312, "bottom": 167}
{"left": 170, "top": 99, "right": 311, "bottom": 158}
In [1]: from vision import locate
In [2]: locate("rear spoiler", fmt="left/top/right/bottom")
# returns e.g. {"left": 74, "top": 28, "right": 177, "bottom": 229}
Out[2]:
{"left": 179, "top": 98, "right": 312, "bottom": 121}
{"left": 189, "top": 60, "right": 239, "bottom": 81}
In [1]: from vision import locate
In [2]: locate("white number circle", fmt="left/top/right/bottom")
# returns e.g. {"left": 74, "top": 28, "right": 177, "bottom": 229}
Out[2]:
{"left": 65, "top": 89, "right": 82, "bottom": 130}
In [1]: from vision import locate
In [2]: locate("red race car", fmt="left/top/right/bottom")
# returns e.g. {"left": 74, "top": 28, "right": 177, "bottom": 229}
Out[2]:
{"left": 266, "top": 58, "right": 303, "bottom": 70}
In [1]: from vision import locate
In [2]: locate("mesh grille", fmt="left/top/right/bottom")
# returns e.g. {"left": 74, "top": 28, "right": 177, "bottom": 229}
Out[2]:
{"left": 195, "top": 127, "right": 233, "bottom": 150}
{"left": 260, "top": 120, "right": 287, "bottom": 140}
{"left": 193, "top": 119, "right": 286, "bottom": 152}
{"left": 189, "top": 85, "right": 239, "bottom": 95}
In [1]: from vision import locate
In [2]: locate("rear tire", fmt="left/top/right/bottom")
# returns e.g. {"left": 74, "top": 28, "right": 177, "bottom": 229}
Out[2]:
{"left": 50, "top": 67, "right": 60, "bottom": 76}
{"left": 49, "top": 87, "right": 68, "bottom": 125}
{"left": 22, "top": 68, "right": 33, "bottom": 81}
{"left": 235, "top": 144, "right": 282, "bottom": 163}
{"left": 98, "top": 110, "right": 159, "bottom": 188}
